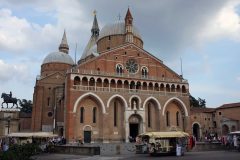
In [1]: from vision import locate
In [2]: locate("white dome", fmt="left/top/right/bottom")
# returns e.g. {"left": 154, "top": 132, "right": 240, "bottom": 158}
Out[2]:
{"left": 42, "top": 51, "right": 74, "bottom": 65}
{"left": 98, "top": 21, "right": 142, "bottom": 40}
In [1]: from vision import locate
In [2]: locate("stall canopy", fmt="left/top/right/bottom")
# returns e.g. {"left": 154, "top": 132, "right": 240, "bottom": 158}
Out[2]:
{"left": 139, "top": 131, "right": 189, "bottom": 138}
{"left": 7, "top": 132, "right": 58, "bottom": 138}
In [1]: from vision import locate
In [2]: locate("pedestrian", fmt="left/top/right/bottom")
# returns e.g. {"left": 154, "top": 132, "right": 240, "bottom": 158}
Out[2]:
{"left": 233, "top": 135, "right": 238, "bottom": 149}
{"left": 2, "top": 142, "right": 8, "bottom": 152}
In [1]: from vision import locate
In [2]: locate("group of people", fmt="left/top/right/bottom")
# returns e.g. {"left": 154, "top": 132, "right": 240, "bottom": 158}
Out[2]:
{"left": 0, "top": 137, "right": 18, "bottom": 152}
{"left": 224, "top": 134, "right": 240, "bottom": 150}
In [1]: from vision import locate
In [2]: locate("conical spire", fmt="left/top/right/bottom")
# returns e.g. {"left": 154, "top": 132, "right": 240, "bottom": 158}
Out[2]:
{"left": 91, "top": 10, "right": 99, "bottom": 37}
{"left": 125, "top": 8, "right": 133, "bottom": 21}
{"left": 125, "top": 8, "right": 134, "bottom": 43}
{"left": 59, "top": 30, "right": 69, "bottom": 54}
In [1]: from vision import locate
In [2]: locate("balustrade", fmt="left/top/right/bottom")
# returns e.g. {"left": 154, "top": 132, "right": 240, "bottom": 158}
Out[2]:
{"left": 68, "top": 69, "right": 188, "bottom": 83}
{"left": 72, "top": 85, "right": 188, "bottom": 97}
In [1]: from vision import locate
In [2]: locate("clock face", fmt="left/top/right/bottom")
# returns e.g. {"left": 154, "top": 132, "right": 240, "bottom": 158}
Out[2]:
{"left": 126, "top": 59, "right": 138, "bottom": 74}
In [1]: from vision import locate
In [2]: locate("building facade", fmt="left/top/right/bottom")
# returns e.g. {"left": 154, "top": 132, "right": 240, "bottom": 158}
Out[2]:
{"left": 32, "top": 9, "right": 191, "bottom": 143}
{"left": 190, "top": 102, "right": 240, "bottom": 141}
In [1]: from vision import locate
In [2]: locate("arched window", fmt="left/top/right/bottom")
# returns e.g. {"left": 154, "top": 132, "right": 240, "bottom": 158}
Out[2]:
{"left": 114, "top": 101, "right": 117, "bottom": 127}
{"left": 148, "top": 103, "right": 151, "bottom": 127}
{"left": 176, "top": 111, "right": 179, "bottom": 126}
{"left": 116, "top": 64, "right": 123, "bottom": 75}
{"left": 74, "top": 76, "right": 80, "bottom": 85}
{"left": 93, "top": 107, "right": 97, "bottom": 123}
{"left": 80, "top": 107, "right": 84, "bottom": 123}
{"left": 166, "top": 111, "right": 170, "bottom": 126}
{"left": 47, "top": 97, "right": 50, "bottom": 106}
{"left": 141, "top": 66, "right": 148, "bottom": 78}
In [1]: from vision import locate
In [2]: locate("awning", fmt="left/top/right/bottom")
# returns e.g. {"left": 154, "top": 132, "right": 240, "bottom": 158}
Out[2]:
{"left": 138, "top": 131, "right": 189, "bottom": 138}
{"left": 7, "top": 132, "right": 58, "bottom": 138}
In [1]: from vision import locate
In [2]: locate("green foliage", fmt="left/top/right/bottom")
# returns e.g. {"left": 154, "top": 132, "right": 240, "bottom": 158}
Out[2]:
{"left": 198, "top": 97, "right": 206, "bottom": 108}
{"left": 0, "top": 143, "right": 41, "bottom": 160}
{"left": 19, "top": 99, "right": 33, "bottom": 113}
{"left": 190, "top": 95, "right": 206, "bottom": 108}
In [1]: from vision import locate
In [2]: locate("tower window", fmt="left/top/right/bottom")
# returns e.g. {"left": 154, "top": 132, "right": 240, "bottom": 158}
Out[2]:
{"left": 166, "top": 111, "right": 170, "bottom": 126}
{"left": 108, "top": 36, "right": 111, "bottom": 40}
{"left": 93, "top": 107, "right": 97, "bottom": 123}
{"left": 176, "top": 111, "right": 179, "bottom": 126}
{"left": 80, "top": 107, "right": 84, "bottom": 123}
{"left": 141, "top": 67, "right": 148, "bottom": 78}
{"left": 114, "top": 101, "right": 117, "bottom": 127}
{"left": 47, "top": 97, "right": 50, "bottom": 106}
{"left": 116, "top": 64, "right": 123, "bottom": 75}
{"left": 148, "top": 103, "right": 151, "bottom": 127}
{"left": 107, "top": 47, "right": 110, "bottom": 50}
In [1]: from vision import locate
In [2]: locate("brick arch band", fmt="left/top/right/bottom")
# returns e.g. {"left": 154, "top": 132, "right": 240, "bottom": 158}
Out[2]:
{"left": 73, "top": 92, "right": 106, "bottom": 113}
{"left": 162, "top": 97, "right": 188, "bottom": 116}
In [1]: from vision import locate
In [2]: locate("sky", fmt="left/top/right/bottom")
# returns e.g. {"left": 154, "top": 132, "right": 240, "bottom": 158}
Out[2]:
{"left": 0, "top": 0, "right": 239, "bottom": 108}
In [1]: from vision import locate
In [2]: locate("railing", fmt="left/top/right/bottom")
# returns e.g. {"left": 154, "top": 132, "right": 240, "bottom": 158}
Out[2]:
{"left": 68, "top": 69, "right": 188, "bottom": 84}
{"left": 72, "top": 85, "right": 189, "bottom": 97}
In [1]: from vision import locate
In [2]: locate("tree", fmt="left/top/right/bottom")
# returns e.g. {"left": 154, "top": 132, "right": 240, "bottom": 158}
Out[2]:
{"left": 198, "top": 98, "right": 206, "bottom": 108}
{"left": 190, "top": 95, "right": 206, "bottom": 108}
{"left": 19, "top": 99, "right": 33, "bottom": 113}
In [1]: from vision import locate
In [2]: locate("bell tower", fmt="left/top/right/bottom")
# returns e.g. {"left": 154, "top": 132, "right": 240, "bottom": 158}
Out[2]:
{"left": 59, "top": 30, "right": 69, "bottom": 54}
{"left": 125, "top": 8, "right": 134, "bottom": 43}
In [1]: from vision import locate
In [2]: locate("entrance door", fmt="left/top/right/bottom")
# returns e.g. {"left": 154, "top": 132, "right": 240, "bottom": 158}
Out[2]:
{"left": 129, "top": 123, "right": 139, "bottom": 141}
{"left": 193, "top": 123, "right": 200, "bottom": 141}
{"left": 84, "top": 131, "right": 91, "bottom": 143}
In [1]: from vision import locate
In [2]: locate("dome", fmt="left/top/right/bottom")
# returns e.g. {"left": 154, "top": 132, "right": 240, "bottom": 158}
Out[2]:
{"left": 98, "top": 21, "right": 142, "bottom": 40}
{"left": 42, "top": 51, "right": 74, "bottom": 65}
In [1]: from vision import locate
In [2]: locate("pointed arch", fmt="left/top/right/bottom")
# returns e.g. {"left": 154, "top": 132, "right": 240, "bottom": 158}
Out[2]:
{"left": 107, "top": 94, "right": 128, "bottom": 109}
{"left": 73, "top": 92, "right": 106, "bottom": 113}
{"left": 143, "top": 96, "right": 161, "bottom": 110}
{"left": 162, "top": 97, "right": 188, "bottom": 116}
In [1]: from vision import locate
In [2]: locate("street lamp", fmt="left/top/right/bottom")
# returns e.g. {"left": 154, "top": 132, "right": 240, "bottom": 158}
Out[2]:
{"left": 7, "top": 116, "right": 11, "bottom": 134}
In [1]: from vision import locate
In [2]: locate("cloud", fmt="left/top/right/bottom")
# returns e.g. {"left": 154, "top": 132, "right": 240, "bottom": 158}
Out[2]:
{"left": 0, "top": 0, "right": 94, "bottom": 57}
{"left": 1, "top": 0, "right": 240, "bottom": 59}
{"left": 237, "top": 76, "right": 240, "bottom": 81}
{"left": 0, "top": 8, "right": 32, "bottom": 52}
{"left": 0, "top": 59, "right": 33, "bottom": 83}
{"left": 197, "top": 1, "right": 240, "bottom": 43}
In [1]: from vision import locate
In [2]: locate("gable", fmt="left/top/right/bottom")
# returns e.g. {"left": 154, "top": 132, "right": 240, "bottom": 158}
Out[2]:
{"left": 78, "top": 43, "right": 182, "bottom": 81}
{"left": 38, "top": 72, "right": 65, "bottom": 84}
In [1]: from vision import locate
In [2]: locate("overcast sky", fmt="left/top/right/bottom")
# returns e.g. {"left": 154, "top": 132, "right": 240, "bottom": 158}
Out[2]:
{"left": 0, "top": 0, "right": 240, "bottom": 107}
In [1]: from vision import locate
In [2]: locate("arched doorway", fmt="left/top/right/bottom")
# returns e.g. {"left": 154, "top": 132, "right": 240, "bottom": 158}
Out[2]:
{"left": 128, "top": 114, "right": 142, "bottom": 142}
{"left": 222, "top": 124, "right": 229, "bottom": 135}
{"left": 59, "top": 127, "right": 64, "bottom": 137}
{"left": 193, "top": 123, "right": 200, "bottom": 141}
{"left": 83, "top": 125, "right": 92, "bottom": 143}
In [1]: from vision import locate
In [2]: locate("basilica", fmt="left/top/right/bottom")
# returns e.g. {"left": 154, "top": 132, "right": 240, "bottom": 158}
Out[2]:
{"left": 31, "top": 9, "right": 191, "bottom": 143}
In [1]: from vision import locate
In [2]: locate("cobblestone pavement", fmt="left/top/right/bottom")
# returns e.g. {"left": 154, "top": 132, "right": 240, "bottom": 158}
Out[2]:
{"left": 33, "top": 151, "right": 240, "bottom": 160}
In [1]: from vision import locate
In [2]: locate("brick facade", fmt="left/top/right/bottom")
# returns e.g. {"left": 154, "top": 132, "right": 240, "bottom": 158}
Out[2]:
{"left": 32, "top": 9, "right": 192, "bottom": 143}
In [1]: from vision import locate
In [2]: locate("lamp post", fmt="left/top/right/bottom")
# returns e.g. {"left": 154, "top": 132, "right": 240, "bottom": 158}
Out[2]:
{"left": 7, "top": 116, "right": 11, "bottom": 134}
